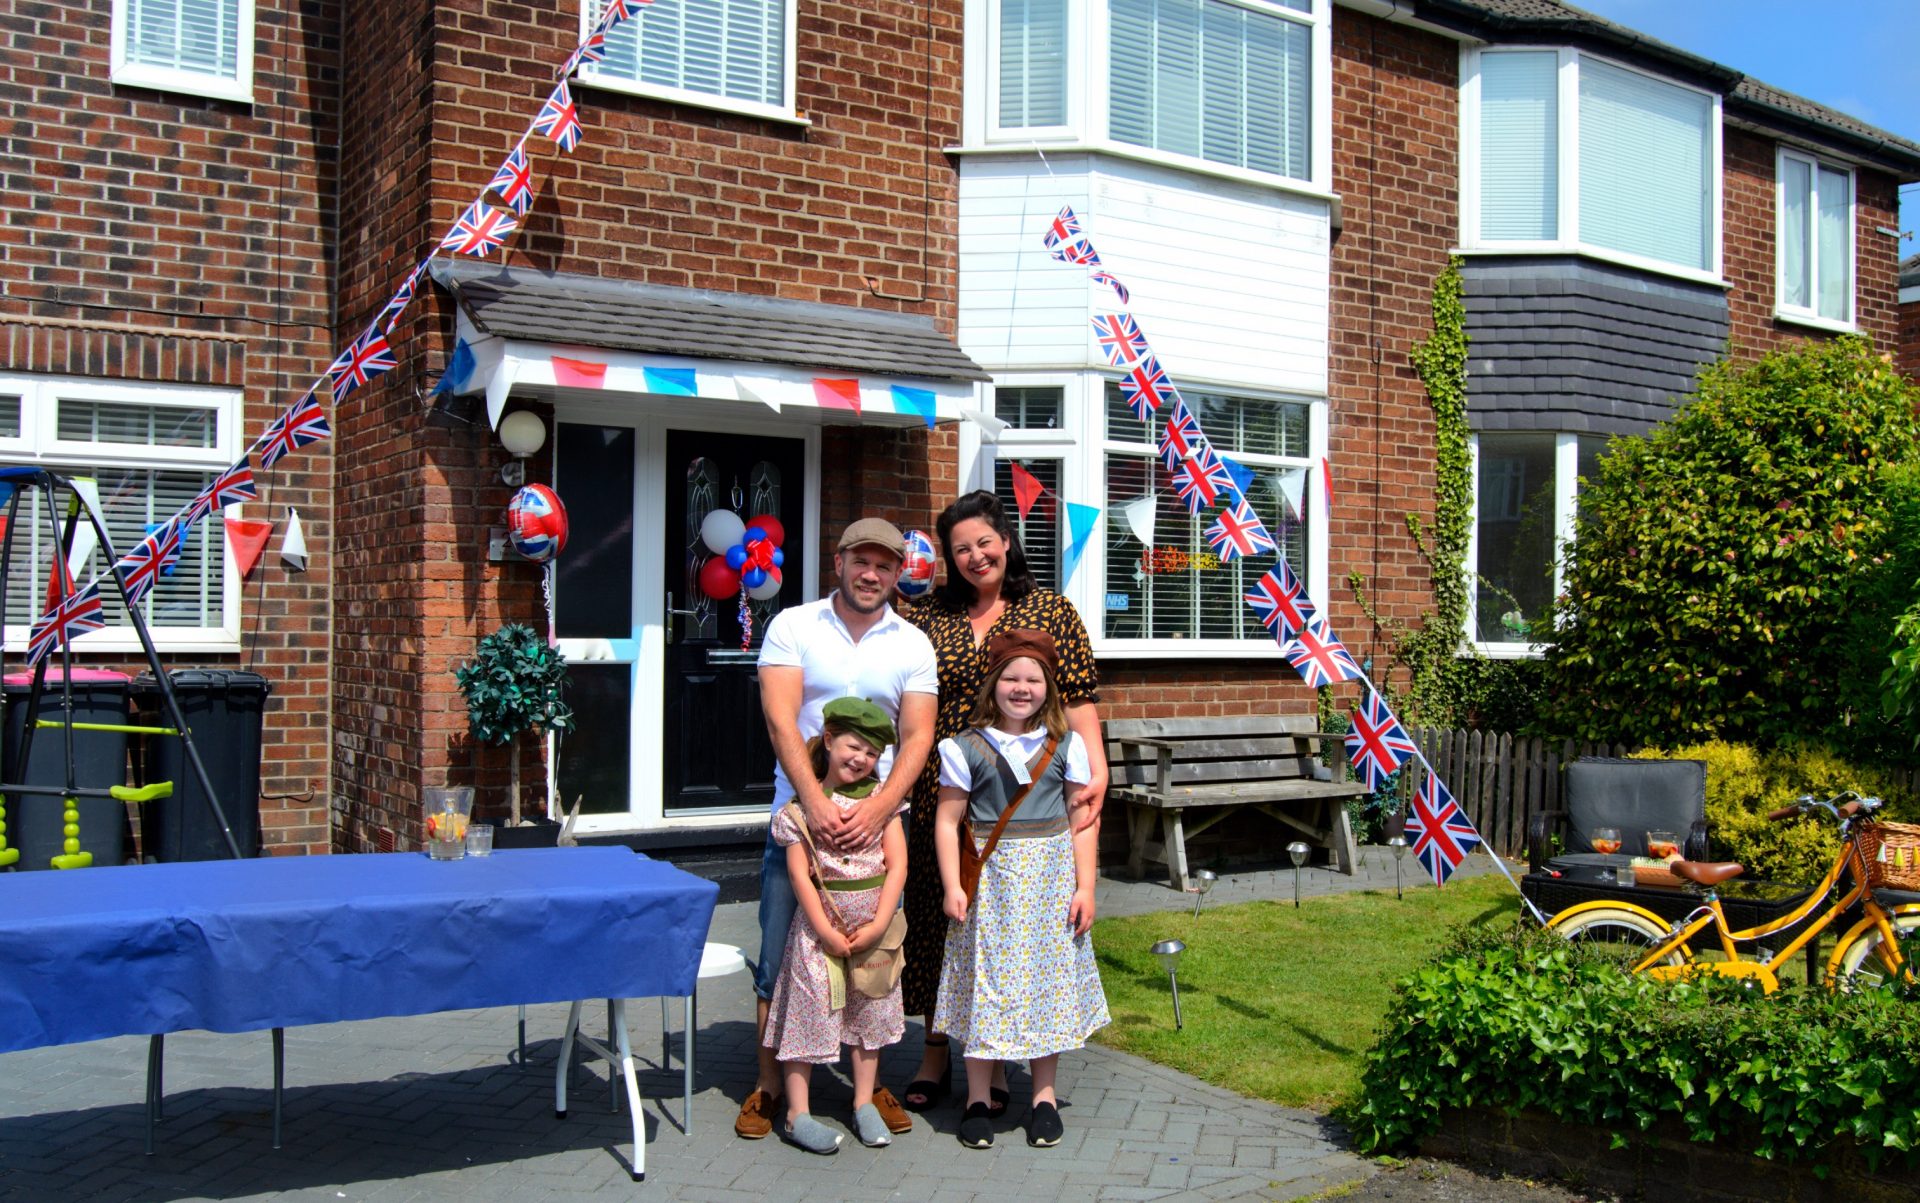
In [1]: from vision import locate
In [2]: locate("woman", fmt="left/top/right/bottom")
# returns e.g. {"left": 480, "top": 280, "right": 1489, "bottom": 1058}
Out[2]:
{"left": 896, "top": 491, "right": 1107, "bottom": 1114}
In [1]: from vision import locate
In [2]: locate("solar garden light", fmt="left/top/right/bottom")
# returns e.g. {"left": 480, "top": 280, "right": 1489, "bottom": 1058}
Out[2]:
{"left": 1286, "top": 841, "right": 1311, "bottom": 908}
{"left": 1150, "top": 939, "right": 1187, "bottom": 1030}
{"left": 1188, "top": 869, "right": 1217, "bottom": 919}
{"left": 497, "top": 409, "right": 547, "bottom": 486}
{"left": 1388, "top": 835, "right": 1409, "bottom": 901}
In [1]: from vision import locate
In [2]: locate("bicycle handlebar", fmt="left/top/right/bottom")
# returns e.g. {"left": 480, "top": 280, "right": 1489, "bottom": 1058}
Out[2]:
{"left": 1766, "top": 791, "right": 1880, "bottom": 824}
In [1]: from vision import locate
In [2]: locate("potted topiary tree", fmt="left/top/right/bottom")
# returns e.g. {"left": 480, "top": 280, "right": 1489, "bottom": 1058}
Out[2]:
{"left": 454, "top": 623, "right": 574, "bottom": 826}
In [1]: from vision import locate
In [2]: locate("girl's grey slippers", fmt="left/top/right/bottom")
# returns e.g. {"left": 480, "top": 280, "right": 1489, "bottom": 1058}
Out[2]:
{"left": 780, "top": 1114, "right": 842, "bottom": 1155}
{"left": 852, "top": 1103, "right": 892, "bottom": 1147}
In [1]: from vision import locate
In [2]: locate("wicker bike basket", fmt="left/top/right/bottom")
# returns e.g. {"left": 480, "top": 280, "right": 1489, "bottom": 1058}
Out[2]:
{"left": 1859, "top": 819, "right": 1920, "bottom": 891}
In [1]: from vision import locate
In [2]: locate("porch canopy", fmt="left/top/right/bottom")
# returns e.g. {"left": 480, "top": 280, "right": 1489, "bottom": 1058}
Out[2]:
{"left": 431, "top": 262, "right": 989, "bottom": 428}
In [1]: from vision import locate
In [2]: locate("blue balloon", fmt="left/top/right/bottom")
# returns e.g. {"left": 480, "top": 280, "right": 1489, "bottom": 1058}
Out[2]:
{"left": 743, "top": 525, "right": 768, "bottom": 545}
{"left": 771, "top": 548, "right": 784, "bottom": 568}
{"left": 725, "top": 545, "right": 749, "bottom": 570}
{"left": 741, "top": 566, "right": 769, "bottom": 589}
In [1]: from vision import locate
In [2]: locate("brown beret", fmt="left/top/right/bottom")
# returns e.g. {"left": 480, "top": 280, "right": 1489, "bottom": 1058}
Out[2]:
{"left": 985, "top": 628, "right": 1058, "bottom": 674}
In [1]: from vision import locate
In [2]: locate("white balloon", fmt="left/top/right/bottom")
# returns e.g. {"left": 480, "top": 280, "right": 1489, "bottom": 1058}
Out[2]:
{"left": 747, "top": 567, "right": 783, "bottom": 601}
{"left": 699, "top": 509, "right": 745, "bottom": 556}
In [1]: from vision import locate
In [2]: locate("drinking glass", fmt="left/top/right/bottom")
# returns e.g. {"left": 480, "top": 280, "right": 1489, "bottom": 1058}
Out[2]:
{"left": 1645, "top": 829, "right": 1680, "bottom": 860}
{"left": 1589, "top": 826, "right": 1623, "bottom": 857}
{"left": 465, "top": 823, "right": 494, "bottom": 857}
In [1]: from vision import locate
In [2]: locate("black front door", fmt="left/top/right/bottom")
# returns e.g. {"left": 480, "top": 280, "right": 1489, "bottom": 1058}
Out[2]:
{"left": 662, "top": 430, "right": 804, "bottom": 812}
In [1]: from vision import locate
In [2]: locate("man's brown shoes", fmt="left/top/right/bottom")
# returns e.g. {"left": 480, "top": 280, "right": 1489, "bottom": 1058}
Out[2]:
{"left": 734, "top": 1089, "right": 781, "bottom": 1139}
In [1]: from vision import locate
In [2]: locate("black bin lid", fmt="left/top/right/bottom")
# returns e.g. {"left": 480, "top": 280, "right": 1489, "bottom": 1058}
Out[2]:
{"left": 130, "top": 669, "right": 272, "bottom": 696}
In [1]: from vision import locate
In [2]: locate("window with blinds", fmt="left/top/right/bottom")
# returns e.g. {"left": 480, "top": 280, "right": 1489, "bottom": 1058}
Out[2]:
{"left": 121, "top": 0, "right": 245, "bottom": 81}
{"left": 1102, "top": 384, "right": 1309, "bottom": 640}
{"left": 998, "top": 0, "right": 1069, "bottom": 129}
{"left": 584, "top": 0, "right": 785, "bottom": 111}
{"left": 994, "top": 458, "right": 1062, "bottom": 592}
{"left": 994, "top": 385, "right": 1063, "bottom": 430}
{"left": 1108, "top": 0, "right": 1312, "bottom": 181}
{"left": 1778, "top": 149, "right": 1852, "bottom": 324}
{"left": 1478, "top": 51, "right": 1558, "bottom": 242}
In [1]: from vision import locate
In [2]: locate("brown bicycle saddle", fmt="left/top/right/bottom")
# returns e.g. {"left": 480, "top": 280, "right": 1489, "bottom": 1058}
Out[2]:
{"left": 1668, "top": 860, "right": 1746, "bottom": 887}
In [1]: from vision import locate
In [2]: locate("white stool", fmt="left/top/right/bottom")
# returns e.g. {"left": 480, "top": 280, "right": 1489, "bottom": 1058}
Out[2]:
{"left": 659, "top": 941, "right": 748, "bottom": 1133}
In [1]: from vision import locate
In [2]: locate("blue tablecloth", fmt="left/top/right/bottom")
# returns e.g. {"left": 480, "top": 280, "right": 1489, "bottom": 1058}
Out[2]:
{"left": 0, "top": 847, "right": 719, "bottom": 1053}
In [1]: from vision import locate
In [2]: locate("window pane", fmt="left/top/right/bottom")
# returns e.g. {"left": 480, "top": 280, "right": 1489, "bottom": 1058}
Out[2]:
{"left": 1816, "top": 165, "right": 1850, "bottom": 320}
{"left": 1106, "top": 382, "right": 1308, "bottom": 460}
{"left": 556, "top": 663, "right": 633, "bottom": 816}
{"left": 127, "top": 0, "right": 242, "bottom": 79}
{"left": 1578, "top": 58, "right": 1712, "bottom": 270}
{"left": 993, "top": 385, "right": 1062, "bottom": 430}
{"left": 1478, "top": 51, "right": 1558, "bottom": 241}
{"left": 555, "top": 424, "right": 635, "bottom": 639}
{"left": 0, "top": 396, "right": 20, "bottom": 438}
{"left": 1110, "top": 0, "right": 1310, "bottom": 180}
{"left": 1780, "top": 156, "right": 1812, "bottom": 310}
{"left": 57, "top": 401, "right": 215, "bottom": 448}
{"left": 1475, "top": 435, "right": 1556, "bottom": 644}
{"left": 995, "top": 458, "right": 1061, "bottom": 592}
{"left": 588, "top": 0, "right": 784, "bottom": 108}
{"left": 998, "top": 0, "right": 1067, "bottom": 128}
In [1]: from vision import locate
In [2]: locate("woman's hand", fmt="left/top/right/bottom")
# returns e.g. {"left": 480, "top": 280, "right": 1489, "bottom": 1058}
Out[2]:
{"left": 1069, "top": 779, "right": 1106, "bottom": 833}
{"left": 943, "top": 886, "right": 970, "bottom": 923}
{"left": 1068, "top": 885, "right": 1097, "bottom": 936}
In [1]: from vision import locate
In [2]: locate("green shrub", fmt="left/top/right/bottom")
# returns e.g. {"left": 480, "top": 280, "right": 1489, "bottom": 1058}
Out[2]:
{"left": 1342, "top": 923, "right": 1920, "bottom": 1165}
{"left": 1632, "top": 742, "right": 1918, "bottom": 884}
{"left": 1541, "top": 337, "right": 1920, "bottom": 755}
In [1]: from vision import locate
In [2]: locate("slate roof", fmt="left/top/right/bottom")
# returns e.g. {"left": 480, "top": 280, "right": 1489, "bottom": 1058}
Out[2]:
{"left": 430, "top": 262, "right": 990, "bottom": 383}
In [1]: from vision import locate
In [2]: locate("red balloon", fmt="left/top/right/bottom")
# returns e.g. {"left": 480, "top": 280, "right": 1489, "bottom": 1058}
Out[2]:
{"left": 698, "top": 556, "right": 741, "bottom": 600}
{"left": 746, "top": 514, "right": 785, "bottom": 547}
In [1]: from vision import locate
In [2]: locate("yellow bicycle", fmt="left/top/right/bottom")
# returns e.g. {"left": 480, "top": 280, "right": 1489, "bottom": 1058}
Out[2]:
{"left": 1547, "top": 793, "right": 1920, "bottom": 993}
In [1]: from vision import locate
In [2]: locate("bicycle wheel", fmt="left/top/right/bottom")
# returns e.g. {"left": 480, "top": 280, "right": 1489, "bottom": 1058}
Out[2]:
{"left": 1548, "top": 904, "right": 1688, "bottom": 968}
{"left": 1827, "top": 908, "right": 1920, "bottom": 992}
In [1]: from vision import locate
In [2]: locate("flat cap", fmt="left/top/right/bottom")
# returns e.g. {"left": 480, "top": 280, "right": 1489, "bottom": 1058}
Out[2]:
{"left": 821, "top": 696, "right": 897, "bottom": 752}
{"left": 836, "top": 516, "right": 906, "bottom": 558}
{"left": 985, "top": 628, "right": 1059, "bottom": 674}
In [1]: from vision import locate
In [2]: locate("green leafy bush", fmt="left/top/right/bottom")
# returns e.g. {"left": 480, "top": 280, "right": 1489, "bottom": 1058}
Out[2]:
{"left": 1541, "top": 337, "right": 1920, "bottom": 756}
{"left": 1342, "top": 923, "right": 1920, "bottom": 1166}
{"left": 1632, "top": 742, "right": 1917, "bottom": 885}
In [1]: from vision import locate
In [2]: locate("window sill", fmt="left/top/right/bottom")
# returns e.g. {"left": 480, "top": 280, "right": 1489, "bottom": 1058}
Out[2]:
{"left": 572, "top": 72, "right": 809, "bottom": 127}
{"left": 1467, "top": 640, "right": 1545, "bottom": 660}
{"left": 1091, "top": 639, "right": 1293, "bottom": 661}
{"left": 1772, "top": 308, "right": 1856, "bottom": 335}
{"left": 3, "top": 635, "right": 243, "bottom": 657}
{"left": 110, "top": 64, "right": 252, "bottom": 105}
{"left": 1451, "top": 244, "right": 1725, "bottom": 290}
{"left": 947, "top": 139, "right": 1335, "bottom": 205}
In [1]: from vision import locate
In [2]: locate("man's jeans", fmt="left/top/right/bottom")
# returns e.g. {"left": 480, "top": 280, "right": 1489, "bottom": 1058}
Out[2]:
{"left": 753, "top": 831, "right": 797, "bottom": 1000}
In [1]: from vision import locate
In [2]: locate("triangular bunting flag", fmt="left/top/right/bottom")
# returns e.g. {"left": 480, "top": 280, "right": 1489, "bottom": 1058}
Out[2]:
{"left": 280, "top": 507, "right": 309, "bottom": 572}
{"left": 813, "top": 378, "right": 861, "bottom": 415}
{"left": 643, "top": 367, "right": 697, "bottom": 396}
{"left": 552, "top": 356, "right": 607, "bottom": 389}
{"left": 1009, "top": 461, "right": 1045, "bottom": 519}
{"left": 891, "top": 385, "right": 936, "bottom": 429}
{"left": 225, "top": 517, "right": 274, "bottom": 578}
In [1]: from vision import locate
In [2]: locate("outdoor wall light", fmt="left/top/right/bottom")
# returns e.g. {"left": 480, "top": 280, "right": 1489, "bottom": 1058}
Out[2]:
{"left": 1188, "top": 869, "right": 1217, "bottom": 920}
{"left": 1286, "top": 841, "right": 1310, "bottom": 908}
{"left": 497, "top": 410, "right": 547, "bottom": 487}
{"left": 1388, "top": 835, "right": 1409, "bottom": 901}
{"left": 1150, "top": 939, "right": 1186, "bottom": 1030}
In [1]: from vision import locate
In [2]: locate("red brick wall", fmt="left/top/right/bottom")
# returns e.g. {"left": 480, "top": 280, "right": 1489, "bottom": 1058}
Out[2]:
{"left": 1901, "top": 300, "right": 1920, "bottom": 381}
{"left": 0, "top": 0, "right": 339, "bottom": 854}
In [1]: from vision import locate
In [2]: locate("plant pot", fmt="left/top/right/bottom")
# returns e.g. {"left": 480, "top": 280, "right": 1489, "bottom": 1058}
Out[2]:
{"left": 490, "top": 818, "right": 562, "bottom": 850}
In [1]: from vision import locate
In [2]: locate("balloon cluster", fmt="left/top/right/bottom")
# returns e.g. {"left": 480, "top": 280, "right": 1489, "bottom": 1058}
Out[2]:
{"left": 697, "top": 509, "right": 787, "bottom": 601}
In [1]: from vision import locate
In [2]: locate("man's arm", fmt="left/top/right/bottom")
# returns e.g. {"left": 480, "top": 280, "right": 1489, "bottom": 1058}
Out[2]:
{"left": 849, "top": 690, "right": 936, "bottom": 844}
{"left": 759, "top": 664, "right": 835, "bottom": 832}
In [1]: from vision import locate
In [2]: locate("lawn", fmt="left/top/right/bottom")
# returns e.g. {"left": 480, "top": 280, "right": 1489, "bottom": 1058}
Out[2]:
{"left": 1089, "top": 874, "right": 1521, "bottom": 1111}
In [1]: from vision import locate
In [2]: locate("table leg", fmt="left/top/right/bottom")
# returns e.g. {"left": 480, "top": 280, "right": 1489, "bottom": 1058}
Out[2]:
{"left": 660, "top": 996, "right": 670, "bottom": 1067}
{"left": 144, "top": 1034, "right": 164, "bottom": 1157}
{"left": 607, "top": 1000, "right": 618, "bottom": 1113}
{"left": 272, "top": 1027, "right": 284, "bottom": 1150}
{"left": 610, "top": 998, "right": 644, "bottom": 1182}
{"left": 555, "top": 1000, "right": 584, "bottom": 1119}
{"left": 684, "top": 986, "right": 695, "bottom": 1135}
{"left": 517, "top": 1003, "right": 527, "bottom": 1067}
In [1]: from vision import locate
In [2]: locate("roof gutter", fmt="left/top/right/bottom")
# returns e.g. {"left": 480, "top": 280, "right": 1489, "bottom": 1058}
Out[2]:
{"left": 1333, "top": 0, "right": 1473, "bottom": 43}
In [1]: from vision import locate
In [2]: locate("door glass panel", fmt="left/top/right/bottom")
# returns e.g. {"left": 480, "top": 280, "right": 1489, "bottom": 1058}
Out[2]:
{"left": 683, "top": 456, "right": 724, "bottom": 641}
{"left": 557, "top": 663, "right": 632, "bottom": 815}
{"left": 556, "top": 424, "right": 635, "bottom": 639}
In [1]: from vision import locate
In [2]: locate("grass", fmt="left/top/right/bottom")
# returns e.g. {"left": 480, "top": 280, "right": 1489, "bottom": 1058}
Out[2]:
{"left": 1088, "top": 874, "right": 1521, "bottom": 1110}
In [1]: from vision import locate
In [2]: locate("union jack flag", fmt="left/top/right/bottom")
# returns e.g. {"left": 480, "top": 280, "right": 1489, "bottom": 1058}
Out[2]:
{"left": 1244, "top": 560, "right": 1317, "bottom": 641}
{"left": 1054, "top": 238, "right": 1102, "bottom": 267}
{"left": 329, "top": 326, "right": 398, "bottom": 399}
{"left": 1042, "top": 205, "right": 1081, "bottom": 249}
{"left": 1091, "top": 313, "right": 1151, "bottom": 366}
{"left": 439, "top": 200, "right": 519, "bottom": 258}
{"left": 1345, "top": 689, "right": 1419, "bottom": 792}
{"left": 561, "top": 28, "right": 608, "bottom": 76}
{"left": 26, "top": 583, "right": 105, "bottom": 667}
{"left": 1090, "top": 269, "right": 1131, "bottom": 304}
{"left": 1174, "top": 447, "right": 1235, "bottom": 514}
{"left": 1404, "top": 771, "right": 1482, "bottom": 886}
{"left": 596, "top": 0, "right": 647, "bottom": 32}
{"left": 258, "top": 392, "right": 331, "bottom": 468}
{"left": 1118, "top": 356, "right": 1175, "bottom": 420}
{"left": 488, "top": 143, "right": 537, "bottom": 216}
{"left": 1158, "top": 399, "right": 1203, "bottom": 471}
{"left": 114, "top": 519, "right": 184, "bottom": 609}
{"left": 1205, "top": 499, "right": 1276, "bottom": 562}
{"left": 376, "top": 261, "right": 426, "bottom": 334}
{"left": 534, "top": 80, "right": 584, "bottom": 152}
{"left": 1282, "top": 618, "right": 1362, "bottom": 688}
{"left": 186, "top": 458, "right": 258, "bottom": 523}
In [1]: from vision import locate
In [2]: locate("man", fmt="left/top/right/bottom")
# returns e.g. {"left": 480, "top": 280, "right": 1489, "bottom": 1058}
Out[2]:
{"left": 738, "top": 517, "right": 937, "bottom": 1141}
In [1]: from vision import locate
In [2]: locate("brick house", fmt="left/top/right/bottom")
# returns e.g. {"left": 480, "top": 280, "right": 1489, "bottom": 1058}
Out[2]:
{"left": 3, "top": 0, "right": 1915, "bottom": 866}
{"left": 1900, "top": 254, "right": 1920, "bottom": 381}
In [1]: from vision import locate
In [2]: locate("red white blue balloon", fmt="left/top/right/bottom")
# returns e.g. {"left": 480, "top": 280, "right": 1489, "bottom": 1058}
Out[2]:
{"left": 897, "top": 528, "right": 937, "bottom": 599}
{"left": 507, "top": 483, "right": 569, "bottom": 562}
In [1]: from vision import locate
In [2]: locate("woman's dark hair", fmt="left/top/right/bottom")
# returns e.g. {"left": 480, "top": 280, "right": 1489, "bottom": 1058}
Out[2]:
{"left": 933, "top": 490, "right": 1040, "bottom": 607}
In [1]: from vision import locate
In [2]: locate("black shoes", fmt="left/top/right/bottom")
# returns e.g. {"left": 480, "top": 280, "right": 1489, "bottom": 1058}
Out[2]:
{"left": 958, "top": 1101, "right": 994, "bottom": 1149}
{"left": 1027, "top": 1101, "right": 1063, "bottom": 1148}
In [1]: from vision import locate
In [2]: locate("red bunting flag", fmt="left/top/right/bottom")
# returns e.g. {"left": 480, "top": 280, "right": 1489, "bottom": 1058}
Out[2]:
{"left": 1009, "top": 461, "right": 1045, "bottom": 519}
{"left": 812, "top": 378, "right": 861, "bottom": 415}
{"left": 225, "top": 517, "right": 275, "bottom": 578}
{"left": 551, "top": 356, "right": 607, "bottom": 389}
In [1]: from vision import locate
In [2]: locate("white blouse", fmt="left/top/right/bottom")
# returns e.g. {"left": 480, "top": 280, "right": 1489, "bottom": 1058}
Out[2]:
{"left": 937, "top": 726, "right": 1090, "bottom": 792}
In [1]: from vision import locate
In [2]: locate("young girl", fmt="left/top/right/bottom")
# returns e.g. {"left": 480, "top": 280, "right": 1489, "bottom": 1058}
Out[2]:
{"left": 933, "top": 629, "right": 1109, "bottom": 1150}
{"left": 761, "top": 696, "right": 909, "bottom": 1154}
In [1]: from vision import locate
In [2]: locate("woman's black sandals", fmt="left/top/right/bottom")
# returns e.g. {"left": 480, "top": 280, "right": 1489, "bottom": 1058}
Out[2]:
{"left": 1027, "top": 1101, "right": 1064, "bottom": 1148}
{"left": 987, "top": 1085, "right": 1011, "bottom": 1120}
{"left": 902, "top": 1035, "right": 951, "bottom": 1112}
{"left": 958, "top": 1102, "right": 995, "bottom": 1149}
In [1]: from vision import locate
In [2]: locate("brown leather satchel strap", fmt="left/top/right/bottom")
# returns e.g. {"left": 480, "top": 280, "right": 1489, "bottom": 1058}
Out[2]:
{"left": 971, "top": 732, "right": 1062, "bottom": 869}
{"left": 784, "top": 801, "right": 850, "bottom": 934}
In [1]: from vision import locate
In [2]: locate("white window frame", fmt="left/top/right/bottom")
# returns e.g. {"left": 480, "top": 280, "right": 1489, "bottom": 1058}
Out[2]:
{"left": 1459, "top": 45, "right": 1724, "bottom": 285}
{"left": 0, "top": 375, "right": 244, "bottom": 655}
{"left": 962, "top": 0, "right": 1334, "bottom": 197}
{"left": 1464, "top": 431, "right": 1589, "bottom": 659}
{"left": 110, "top": 0, "right": 256, "bottom": 105}
{"left": 982, "top": 379, "right": 1077, "bottom": 589}
{"left": 1773, "top": 147, "right": 1856, "bottom": 332}
{"left": 574, "top": 0, "right": 805, "bottom": 126}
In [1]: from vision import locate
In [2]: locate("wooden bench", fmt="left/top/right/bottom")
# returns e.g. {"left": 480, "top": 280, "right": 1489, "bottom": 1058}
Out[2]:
{"left": 1106, "top": 716, "right": 1368, "bottom": 891}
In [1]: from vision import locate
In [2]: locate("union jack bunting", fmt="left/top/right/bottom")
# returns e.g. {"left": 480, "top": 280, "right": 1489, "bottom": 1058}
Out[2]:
{"left": 534, "top": 80, "right": 584, "bottom": 152}
{"left": 375, "top": 261, "right": 427, "bottom": 334}
{"left": 1042, "top": 205, "right": 1081, "bottom": 249}
{"left": 1404, "top": 771, "right": 1481, "bottom": 886}
{"left": 439, "top": 200, "right": 519, "bottom": 258}
{"left": 1054, "top": 238, "right": 1102, "bottom": 267}
{"left": 25, "top": 583, "right": 105, "bottom": 667}
{"left": 1118, "top": 355, "right": 1175, "bottom": 420}
{"left": 1090, "top": 269, "right": 1131, "bottom": 304}
{"left": 1204, "top": 499, "right": 1276, "bottom": 562}
{"left": 1158, "top": 399, "right": 1204, "bottom": 471}
{"left": 328, "top": 326, "right": 398, "bottom": 399}
{"left": 488, "top": 144, "right": 537, "bottom": 216}
{"left": 1243, "top": 559, "right": 1317, "bottom": 641}
{"left": 1282, "top": 618, "right": 1363, "bottom": 688}
{"left": 1345, "top": 689, "right": 1419, "bottom": 792}
{"left": 114, "top": 519, "right": 184, "bottom": 609}
{"left": 258, "top": 392, "right": 331, "bottom": 468}
{"left": 1174, "top": 448, "right": 1235, "bottom": 514}
{"left": 560, "top": 28, "right": 608, "bottom": 76}
{"left": 185, "top": 458, "right": 258, "bottom": 523}
{"left": 1091, "top": 313, "right": 1151, "bottom": 366}
{"left": 596, "top": 0, "right": 647, "bottom": 31}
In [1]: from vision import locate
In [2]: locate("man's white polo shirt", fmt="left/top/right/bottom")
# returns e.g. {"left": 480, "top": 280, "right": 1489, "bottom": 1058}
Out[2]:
{"left": 757, "top": 592, "right": 938, "bottom": 811}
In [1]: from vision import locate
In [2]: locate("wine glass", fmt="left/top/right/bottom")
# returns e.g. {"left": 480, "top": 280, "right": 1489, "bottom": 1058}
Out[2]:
{"left": 1589, "top": 826, "right": 1623, "bottom": 857}
{"left": 1646, "top": 830, "right": 1680, "bottom": 860}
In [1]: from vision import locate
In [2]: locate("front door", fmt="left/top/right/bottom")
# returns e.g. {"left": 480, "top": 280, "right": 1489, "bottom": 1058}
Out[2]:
{"left": 661, "top": 429, "right": 804, "bottom": 812}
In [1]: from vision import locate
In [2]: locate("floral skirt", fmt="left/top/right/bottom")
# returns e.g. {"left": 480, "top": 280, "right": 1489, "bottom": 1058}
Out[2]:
{"left": 932, "top": 830, "right": 1109, "bottom": 1061}
{"left": 762, "top": 884, "right": 906, "bottom": 1064}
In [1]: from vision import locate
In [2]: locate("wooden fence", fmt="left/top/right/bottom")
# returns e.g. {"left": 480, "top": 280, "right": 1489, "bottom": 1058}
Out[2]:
{"left": 1405, "top": 729, "right": 1632, "bottom": 858}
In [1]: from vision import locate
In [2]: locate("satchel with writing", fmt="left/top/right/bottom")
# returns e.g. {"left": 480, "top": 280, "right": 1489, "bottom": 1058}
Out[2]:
{"left": 956, "top": 732, "right": 1061, "bottom": 909}
{"left": 786, "top": 802, "right": 907, "bottom": 1001}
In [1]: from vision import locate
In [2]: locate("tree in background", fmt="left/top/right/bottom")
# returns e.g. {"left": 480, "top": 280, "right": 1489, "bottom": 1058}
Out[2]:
{"left": 1541, "top": 337, "right": 1919, "bottom": 759}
